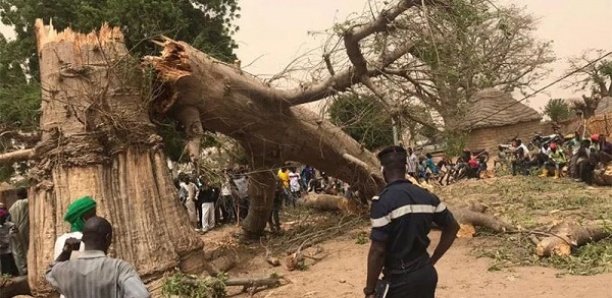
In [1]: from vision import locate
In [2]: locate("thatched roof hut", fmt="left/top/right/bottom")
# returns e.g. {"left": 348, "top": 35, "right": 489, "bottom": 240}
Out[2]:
{"left": 458, "top": 88, "right": 542, "bottom": 130}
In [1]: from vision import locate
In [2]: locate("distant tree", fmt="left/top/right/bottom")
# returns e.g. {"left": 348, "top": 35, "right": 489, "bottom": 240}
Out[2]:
{"left": 328, "top": 93, "right": 394, "bottom": 150}
{"left": 313, "top": 0, "right": 554, "bottom": 131}
{"left": 544, "top": 98, "right": 572, "bottom": 122}
{"left": 567, "top": 50, "right": 612, "bottom": 117}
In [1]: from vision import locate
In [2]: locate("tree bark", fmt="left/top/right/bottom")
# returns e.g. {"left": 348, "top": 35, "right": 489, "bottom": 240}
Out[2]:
{"left": 146, "top": 40, "right": 386, "bottom": 236}
{"left": 535, "top": 222, "right": 610, "bottom": 257}
{"left": 28, "top": 20, "right": 204, "bottom": 295}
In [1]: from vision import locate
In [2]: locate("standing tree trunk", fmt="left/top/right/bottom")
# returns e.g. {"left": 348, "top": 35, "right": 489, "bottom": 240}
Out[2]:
{"left": 27, "top": 20, "right": 204, "bottom": 295}
{"left": 146, "top": 39, "right": 386, "bottom": 237}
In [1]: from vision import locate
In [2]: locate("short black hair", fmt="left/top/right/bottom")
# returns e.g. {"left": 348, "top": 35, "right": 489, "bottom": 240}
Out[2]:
{"left": 377, "top": 146, "right": 407, "bottom": 169}
{"left": 16, "top": 188, "right": 27, "bottom": 199}
{"left": 82, "top": 216, "right": 113, "bottom": 249}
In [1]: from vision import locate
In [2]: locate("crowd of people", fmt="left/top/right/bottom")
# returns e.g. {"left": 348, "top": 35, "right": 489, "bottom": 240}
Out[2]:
{"left": 506, "top": 133, "right": 612, "bottom": 183}
{"left": 174, "top": 164, "right": 354, "bottom": 234}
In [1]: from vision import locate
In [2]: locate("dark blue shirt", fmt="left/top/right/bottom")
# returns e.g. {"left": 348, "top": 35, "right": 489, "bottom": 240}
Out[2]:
{"left": 370, "top": 180, "right": 455, "bottom": 273}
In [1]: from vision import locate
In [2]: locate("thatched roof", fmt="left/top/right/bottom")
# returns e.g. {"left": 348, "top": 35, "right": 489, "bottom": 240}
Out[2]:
{"left": 458, "top": 88, "right": 542, "bottom": 130}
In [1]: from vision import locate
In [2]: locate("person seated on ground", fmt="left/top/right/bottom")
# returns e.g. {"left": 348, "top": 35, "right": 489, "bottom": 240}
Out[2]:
{"left": 424, "top": 153, "right": 439, "bottom": 175}
{"left": 592, "top": 134, "right": 612, "bottom": 163}
{"left": 566, "top": 132, "right": 582, "bottom": 178}
{"left": 534, "top": 143, "right": 551, "bottom": 168}
{"left": 0, "top": 208, "right": 19, "bottom": 276}
{"left": 575, "top": 140, "right": 594, "bottom": 183}
{"left": 510, "top": 138, "right": 531, "bottom": 175}
{"left": 53, "top": 196, "right": 97, "bottom": 260}
{"left": 268, "top": 183, "right": 283, "bottom": 233}
{"left": 46, "top": 217, "right": 149, "bottom": 298}
{"left": 540, "top": 143, "right": 566, "bottom": 179}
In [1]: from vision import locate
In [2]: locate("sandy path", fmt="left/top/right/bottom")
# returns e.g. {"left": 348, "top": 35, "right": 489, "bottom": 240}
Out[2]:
{"left": 230, "top": 231, "right": 612, "bottom": 298}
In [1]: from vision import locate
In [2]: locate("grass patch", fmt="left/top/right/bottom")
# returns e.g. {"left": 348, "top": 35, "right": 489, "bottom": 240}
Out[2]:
{"left": 438, "top": 176, "right": 612, "bottom": 275}
{"left": 162, "top": 273, "right": 227, "bottom": 298}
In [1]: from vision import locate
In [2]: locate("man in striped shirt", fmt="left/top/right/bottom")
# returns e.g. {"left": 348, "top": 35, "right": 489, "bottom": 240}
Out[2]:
{"left": 364, "top": 146, "right": 459, "bottom": 298}
{"left": 46, "top": 216, "right": 149, "bottom": 298}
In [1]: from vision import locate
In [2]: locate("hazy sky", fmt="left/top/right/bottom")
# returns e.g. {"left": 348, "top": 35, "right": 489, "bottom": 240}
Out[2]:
{"left": 2, "top": 0, "right": 611, "bottom": 112}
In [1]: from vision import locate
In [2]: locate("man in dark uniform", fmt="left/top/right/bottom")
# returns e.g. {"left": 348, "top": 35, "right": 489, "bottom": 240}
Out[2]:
{"left": 364, "top": 146, "right": 459, "bottom": 298}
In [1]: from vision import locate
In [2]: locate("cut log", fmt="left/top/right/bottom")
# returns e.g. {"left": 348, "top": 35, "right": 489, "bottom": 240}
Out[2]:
{"left": 299, "top": 193, "right": 360, "bottom": 213}
{"left": 535, "top": 222, "right": 610, "bottom": 257}
{"left": 452, "top": 207, "right": 511, "bottom": 232}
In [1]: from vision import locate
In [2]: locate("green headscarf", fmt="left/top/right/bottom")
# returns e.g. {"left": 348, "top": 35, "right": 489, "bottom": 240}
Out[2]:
{"left": 63, "top": 196, "right": 97, "bottom": 232}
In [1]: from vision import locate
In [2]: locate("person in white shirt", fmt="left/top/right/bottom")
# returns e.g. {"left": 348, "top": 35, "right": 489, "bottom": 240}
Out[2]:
{"left": 406, "top": 147, "right": 418, "bottom": 178}
{"left": 288, "top": 168, "right": 301, "bottom": 200}
{"left": 179, "top": 176, "right": 199, "bottom": 230}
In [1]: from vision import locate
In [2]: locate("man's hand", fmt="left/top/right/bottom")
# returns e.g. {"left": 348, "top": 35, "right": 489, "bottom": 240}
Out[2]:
{"left": 63, "top": 237, "right": 81, "bottom": 252}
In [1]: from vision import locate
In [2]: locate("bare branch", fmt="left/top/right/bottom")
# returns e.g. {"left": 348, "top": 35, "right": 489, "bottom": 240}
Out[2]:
{"left": 0, "top": 148, "right": 35, "bottom": 165}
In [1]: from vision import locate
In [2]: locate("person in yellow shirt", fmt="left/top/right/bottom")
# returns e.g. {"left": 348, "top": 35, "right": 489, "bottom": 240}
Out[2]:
{"left": 277, "top": 168, "right": 290, "bottom": 188}
{"left": 277, "top": 168, "right": 293, "bottom": 207}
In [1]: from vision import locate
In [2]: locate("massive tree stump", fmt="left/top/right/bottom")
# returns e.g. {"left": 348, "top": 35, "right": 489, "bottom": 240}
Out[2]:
{"left": 28, "top": 21, "right": 204, "bottom": 295}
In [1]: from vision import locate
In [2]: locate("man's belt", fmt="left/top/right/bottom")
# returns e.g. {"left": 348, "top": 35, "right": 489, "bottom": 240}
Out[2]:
{"left": 384, "top": 254, "right": 429, "bottom": 275}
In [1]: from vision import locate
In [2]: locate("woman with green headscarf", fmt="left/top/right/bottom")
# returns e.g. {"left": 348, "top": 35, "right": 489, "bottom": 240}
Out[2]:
{"left": 52, "top": 196, "right": 97, "bottom": 260}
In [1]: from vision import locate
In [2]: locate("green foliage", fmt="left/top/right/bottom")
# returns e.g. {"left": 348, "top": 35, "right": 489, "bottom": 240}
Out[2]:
{"left": 328, "top": 94, "right": 394, "bottom": 150}
{"left": 444, "top": 132, "right": 468, "bottom": 158}
{"left": 354, "top": 231, "right": 369, "bottom": 245}
{"left": 0, "top": 0, "right": 240, "bottom": 168}
{"left": 544, "top": 98, "right": 572, "bottom": 122}
{"left": 162, "top": 273, "right": 227, "bottom": 298}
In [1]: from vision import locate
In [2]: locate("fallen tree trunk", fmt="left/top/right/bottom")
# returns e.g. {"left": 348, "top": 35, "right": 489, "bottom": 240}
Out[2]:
{"left": 535, "top": 222, "right": 610, "bottom": 257}
{"left": 452, "top": 207, "right": 511, "bottom": 233}
{"left": 299, "top": 193, "right": 362, "bottom": 214}
{"left": 146, "top": 39, "right": 385, "bottom": 236}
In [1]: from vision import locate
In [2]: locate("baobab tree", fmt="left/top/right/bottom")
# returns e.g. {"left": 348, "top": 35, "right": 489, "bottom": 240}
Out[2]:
{"left": 0, "top": 0, "right": 554, "bottom": 294}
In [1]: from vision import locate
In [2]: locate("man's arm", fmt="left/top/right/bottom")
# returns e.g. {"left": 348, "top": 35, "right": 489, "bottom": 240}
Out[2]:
{"left": 430, "top": 215, "right": 459, "bottom": 266}
{"left": 364, "top": 240, "right": 386, "bottom": 296}
{"left": 54, "top": 237, "right": 81, "bottom": 263}
{"left": 119, "top": 262, "right": 150, "bottom": 298}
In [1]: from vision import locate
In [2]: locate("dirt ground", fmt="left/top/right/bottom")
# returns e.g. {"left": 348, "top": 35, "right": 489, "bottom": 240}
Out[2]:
{"left": 201, "top": 176, "right": 612, "bottom": 298}
{"left": 226, "top": 231, "right": 612, "bottom": 298}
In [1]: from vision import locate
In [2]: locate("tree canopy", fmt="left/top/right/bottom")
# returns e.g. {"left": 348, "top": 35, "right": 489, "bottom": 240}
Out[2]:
{"left": 544, "top": 98, "right": 572, "bottom": 122}
{"left": 567, "top": 50, "right": 612, "bottom": 117}
{"left": 328, "top": 93, "right": 394, "bottom": 150}
{"left": 301, "top": 0, "right": 553, "bottom": 133}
